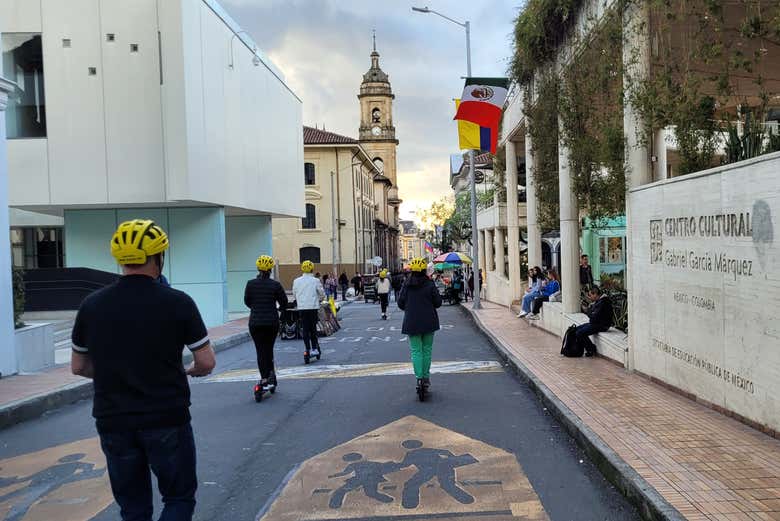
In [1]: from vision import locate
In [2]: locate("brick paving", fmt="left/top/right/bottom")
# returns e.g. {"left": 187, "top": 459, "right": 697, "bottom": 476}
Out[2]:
{"left": 471, "top": 301, "right": 780, "bottom": 521}
{"left": 0, "top": 317, "right": 250, "bottom": 409}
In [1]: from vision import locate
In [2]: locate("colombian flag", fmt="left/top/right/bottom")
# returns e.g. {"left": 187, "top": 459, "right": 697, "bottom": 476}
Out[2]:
{"left": 454, "top": 77, "right": 509, "bottom": 154}
{"left": 456, "top": 99, "right": 497, "bottom": 153}
{"left": 424, "top": 241, "right": 434, "bottom": 253}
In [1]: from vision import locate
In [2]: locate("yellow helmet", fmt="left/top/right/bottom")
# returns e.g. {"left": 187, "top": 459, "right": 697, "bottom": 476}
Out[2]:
{"left": 301, "top": 260, "right": 314, "bottom": 273}
{"left": 379, "top": 269, "right": 388, "bottom": 278}
{"left": 110, "top": 219, "right": 169, "bottom": 265}
{"left": 256, "top": 255, "right": 274, "bottom": 271}
{"left": 410, "top": 257, "right": 427, "bottom": 272}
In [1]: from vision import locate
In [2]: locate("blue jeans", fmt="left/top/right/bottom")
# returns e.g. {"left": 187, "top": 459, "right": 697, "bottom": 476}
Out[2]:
{"left": 575, "top": 323, "right": 600, "bottom": 354}
{"left": 99, "top": 423, "right": 197, "bottom": 521}
{"left": 521, "top": 291, "right": 541, "bottom": 313}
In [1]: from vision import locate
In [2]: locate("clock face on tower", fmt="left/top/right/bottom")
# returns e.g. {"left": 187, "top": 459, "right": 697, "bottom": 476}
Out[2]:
{"left": 371, "top": 126, "right": 381, "bottom": 137}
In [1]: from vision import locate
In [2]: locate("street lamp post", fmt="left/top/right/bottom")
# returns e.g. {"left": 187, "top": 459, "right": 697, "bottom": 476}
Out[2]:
{"left": 412, "top": 6, "right": 480, "bottom": 309}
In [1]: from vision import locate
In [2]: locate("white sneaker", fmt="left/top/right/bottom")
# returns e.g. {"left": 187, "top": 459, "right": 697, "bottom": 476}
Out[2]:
{"left": 516, "top": 311, "right": 528, "bottom": 318}
{"left": 528, "top": 314, "right": 540, "bottom": 320}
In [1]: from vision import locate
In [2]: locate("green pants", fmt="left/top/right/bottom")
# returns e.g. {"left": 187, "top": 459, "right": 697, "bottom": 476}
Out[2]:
{"left": 408, "top": 333, "right": 435, "bottom": 379}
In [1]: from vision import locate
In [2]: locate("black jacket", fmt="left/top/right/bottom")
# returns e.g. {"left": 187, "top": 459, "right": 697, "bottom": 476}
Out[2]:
{"left": 338, "top": 273, "right": 349, "bottom": 285}
{"left": 398, "top": 273, "right": 442, "bottom": 335}
{"left": 244, "top": 274, "right": 288, "bottom": 327}
{"left": 587, "top": 295, "right": 613, "bottom": 332}
{"left": 579, "top": 265, "right": 594, "bottom": 286}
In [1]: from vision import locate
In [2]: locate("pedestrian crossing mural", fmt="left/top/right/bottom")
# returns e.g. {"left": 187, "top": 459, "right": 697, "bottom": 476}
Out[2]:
{"left": 256, "top": 416, "right": 548, "bottom": 520}
{"left": 0, "top": 438, "right": 110, "bottom": 521}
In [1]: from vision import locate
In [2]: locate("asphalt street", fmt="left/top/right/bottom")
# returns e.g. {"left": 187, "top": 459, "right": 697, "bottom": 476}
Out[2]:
{"left": 0, "top": 300, "right": 640, "bottom": 521}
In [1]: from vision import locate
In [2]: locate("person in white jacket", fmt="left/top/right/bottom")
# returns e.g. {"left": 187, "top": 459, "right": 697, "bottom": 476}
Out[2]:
{"left": 376, "top": 269, "right": 391, "bottom": 320}
{"left": 293, "top": 260, "right": 325, "bottom": 362}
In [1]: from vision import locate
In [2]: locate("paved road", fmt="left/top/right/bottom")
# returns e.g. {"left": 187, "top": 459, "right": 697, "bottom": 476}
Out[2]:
{"left": 0, "top": 301, "right": 639, "bottom": 521}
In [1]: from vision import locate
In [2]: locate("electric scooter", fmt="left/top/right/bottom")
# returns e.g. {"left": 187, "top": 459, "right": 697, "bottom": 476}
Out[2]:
{"left": 253, "top": 371, "right": 277, "bottom": 402}
{"left": 303, "top": 346, "right": 321, "bottom": 365}
{"left": 416, "top": 378, "right": 429, "bottom": 402}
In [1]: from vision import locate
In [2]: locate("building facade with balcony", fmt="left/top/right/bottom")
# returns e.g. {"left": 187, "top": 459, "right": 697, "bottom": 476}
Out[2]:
{"left": 1, "top": 0, "right": 304, "bottom": 326}
{"left": 272, "top": 127, "right": 380, "bottom": 287}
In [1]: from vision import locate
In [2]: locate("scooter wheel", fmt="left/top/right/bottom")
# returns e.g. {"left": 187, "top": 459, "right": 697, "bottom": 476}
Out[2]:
{"left": 304, "top": 354, "right": 310, "bottom": 365}
{"left": 254, "top": 391, "right": 262, "bottom": 403}
{"left": 417, "top": 387, "right": 425, "bottom": 402}
{"left": 269, "top": 386, "right": 276, "bottom": 394}
{"left": 316, "top": 353, "right": 321, "bottom": 360}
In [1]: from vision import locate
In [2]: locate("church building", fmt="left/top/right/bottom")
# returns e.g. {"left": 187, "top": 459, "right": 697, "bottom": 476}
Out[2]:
{"left": 272, "top": 39, "right": 402, "bottom": 287}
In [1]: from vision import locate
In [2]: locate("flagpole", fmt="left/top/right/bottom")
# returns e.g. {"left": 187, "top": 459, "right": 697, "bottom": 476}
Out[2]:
{"left": 412, "top": 6, "right": 480, "bottom": 308}
{"left": 464, "top": 21, "right": 481, "bottom": 309}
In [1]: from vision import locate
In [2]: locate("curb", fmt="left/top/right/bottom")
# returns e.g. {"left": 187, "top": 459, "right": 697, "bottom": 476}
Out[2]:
{"left": 0, "top": 330, "right": 252, "bottom": 432}
{"left": 462, "top": 305, "right": 686, "bottom": 521}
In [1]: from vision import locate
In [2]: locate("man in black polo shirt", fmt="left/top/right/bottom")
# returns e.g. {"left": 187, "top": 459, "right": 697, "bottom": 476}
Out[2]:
{"left": 71, "top": 219, "right": 216, "bottom": 521}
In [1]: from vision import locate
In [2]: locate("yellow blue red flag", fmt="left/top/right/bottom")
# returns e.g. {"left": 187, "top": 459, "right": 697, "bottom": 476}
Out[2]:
{"left": 455, "top": 99, "right": 497, "bottom": 153}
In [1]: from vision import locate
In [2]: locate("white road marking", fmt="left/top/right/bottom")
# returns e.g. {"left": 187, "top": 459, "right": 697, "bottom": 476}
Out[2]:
{"left": 204, "top": 361, "right": 502, "bottom": 384}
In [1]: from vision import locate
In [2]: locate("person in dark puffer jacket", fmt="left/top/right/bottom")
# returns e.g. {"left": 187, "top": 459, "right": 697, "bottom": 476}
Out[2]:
{"left": 244, "top": 255, "right": 288, "bottom": 388}
{"left": 398, "top": 257, "right": 442, "bottom": 392}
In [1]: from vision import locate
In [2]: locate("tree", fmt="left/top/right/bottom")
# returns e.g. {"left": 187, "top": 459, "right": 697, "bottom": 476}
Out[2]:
{"left": 443, "top": 192, "right": 472, "bottom": 251}
{"left": 416, "top": 196, "right": 454, "bottom": 232}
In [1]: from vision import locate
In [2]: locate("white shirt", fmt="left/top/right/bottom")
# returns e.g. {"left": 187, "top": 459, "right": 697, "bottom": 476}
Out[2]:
{"left": 376, "top": 278, "right": 391, "bottom": 294}
{"left": 293, "top": 273, "right": 325, "bottom": 310}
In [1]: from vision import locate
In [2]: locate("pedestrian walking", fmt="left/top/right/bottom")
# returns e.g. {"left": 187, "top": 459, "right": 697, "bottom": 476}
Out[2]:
{"left": 71, "top": 219, "right": 216, "bottom": 521}
{"left": 244, "top": 255, "right": 287, "bottom": 398}
{"left": 397, "top": 257, "right": 442, "bottom": 397}
{"left": 338, "top": 272, "right": 349, "bottom": 301}
{"left": 327, "top": 273, "right": 339, "bottom": 299}
{"left": 351, "top": 273, "right": 363, "bottom": 296}
{"left": 391, "top": 271, "right": 403, "bottom": 302}
{"left": 376, "top": 269, "right": 391, "bottom": 319}
{"left": 293, "top": 260, "right": 325, "bottom": 364}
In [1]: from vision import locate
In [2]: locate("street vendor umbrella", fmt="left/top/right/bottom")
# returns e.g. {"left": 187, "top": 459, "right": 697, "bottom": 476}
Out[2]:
{"left": 434, "top": 262, "right": 460, "bottom": 270}
{"left": 433, "top": 252, "right": 472, "bottom": 264}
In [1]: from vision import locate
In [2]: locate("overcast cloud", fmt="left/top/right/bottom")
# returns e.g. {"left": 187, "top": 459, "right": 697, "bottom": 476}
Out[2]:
{"left": 220, "top": 0, "right": 520, "bottom": 220}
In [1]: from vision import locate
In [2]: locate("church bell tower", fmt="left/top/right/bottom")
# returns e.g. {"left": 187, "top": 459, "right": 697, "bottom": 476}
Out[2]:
{"left": 358, "top": 33, "right": 399, "bottom": 186}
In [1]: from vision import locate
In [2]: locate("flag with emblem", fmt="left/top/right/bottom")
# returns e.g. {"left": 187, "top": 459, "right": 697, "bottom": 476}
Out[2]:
{"left": 453, "top": 77, "right": 509, "bottom": 128}
{"left": 455, "top": 99, "right": 498, "bottom": 154}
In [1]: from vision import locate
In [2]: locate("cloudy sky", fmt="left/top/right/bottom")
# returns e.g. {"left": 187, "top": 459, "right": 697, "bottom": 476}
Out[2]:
{"left": 220, "top": 0, "right": 520, "bottom": 220}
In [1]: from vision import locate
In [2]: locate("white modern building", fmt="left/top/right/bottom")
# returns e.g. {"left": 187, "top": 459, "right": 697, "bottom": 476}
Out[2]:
{"left": 1, "top": 0, "right": 304, "bottom": 328}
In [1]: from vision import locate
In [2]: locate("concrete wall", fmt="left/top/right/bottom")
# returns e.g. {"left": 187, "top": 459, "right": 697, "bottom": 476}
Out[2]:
{"left": 0, "top": 77, "right": 16, "bottom": 376}
{"left": 485, "top": 272, "right": 513, "bottom": 307}
{"left": 64, "top": 207, "right": 228, "bottom": 327}
{"left": 628, "top": 152, "right": 780, "bottom": 432}
{"left": 2, "top": 0, "right": 303, "bottom": 218}
{"left": 226, "top": 215, "right": 270, "bottom": 313}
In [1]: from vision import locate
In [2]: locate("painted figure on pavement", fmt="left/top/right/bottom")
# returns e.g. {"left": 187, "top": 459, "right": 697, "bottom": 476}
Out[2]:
{"left": 0, "top": 453, "right": 106, "bottom": 521}
{"left": 328, "top": 453, "right": 399, "bottom": 508}
{"left": 327, "top": 441, "right": 477, "bottom": 510}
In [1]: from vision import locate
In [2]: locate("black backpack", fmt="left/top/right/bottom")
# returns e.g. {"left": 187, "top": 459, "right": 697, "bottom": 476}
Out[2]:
{"left": 561, "top": 324, "right": 584, "bottom": 357}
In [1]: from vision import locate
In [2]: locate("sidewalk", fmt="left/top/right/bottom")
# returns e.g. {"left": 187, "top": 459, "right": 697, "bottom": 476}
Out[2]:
{"left": 467, "top": 301, "right": 780, "bottom": 521}
{"left": 0, "top": 317, "right": 251, "bottom": 430}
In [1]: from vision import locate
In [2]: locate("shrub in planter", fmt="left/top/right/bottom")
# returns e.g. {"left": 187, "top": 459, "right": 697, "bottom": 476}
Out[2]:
{"left": 13, "top": 268, "right": 25, "bottom": 329}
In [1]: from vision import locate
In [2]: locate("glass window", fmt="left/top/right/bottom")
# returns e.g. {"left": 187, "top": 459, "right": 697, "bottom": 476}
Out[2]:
{"left": 2, "top": 33, "right": 46, "bottom": 138}
{"left": 304, "top": 163, "right": 315, "bottom": 185}
{"left": 302, "top": 203, "right": 316, "bottom": 229}
{"left": 299, "top": 246, "right": 320, "bottom": 263}
{"left": 599, "top": 236, "right": 625, "bottom": 264}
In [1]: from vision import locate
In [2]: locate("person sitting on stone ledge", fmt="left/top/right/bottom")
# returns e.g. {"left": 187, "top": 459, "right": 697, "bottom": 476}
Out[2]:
{"left": 576, "top": 286, "right": 614, "bottom": 357}
{"left": 517, "top": 266, "right": 543, "bottom": 318}
{"left": 527, "top": 269, "right": 560, "bottom": 320}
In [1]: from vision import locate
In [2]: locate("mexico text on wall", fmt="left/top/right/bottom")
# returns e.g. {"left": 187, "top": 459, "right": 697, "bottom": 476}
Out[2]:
{"left": 629, "top": 151, "right": 780, "bottom": 432}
